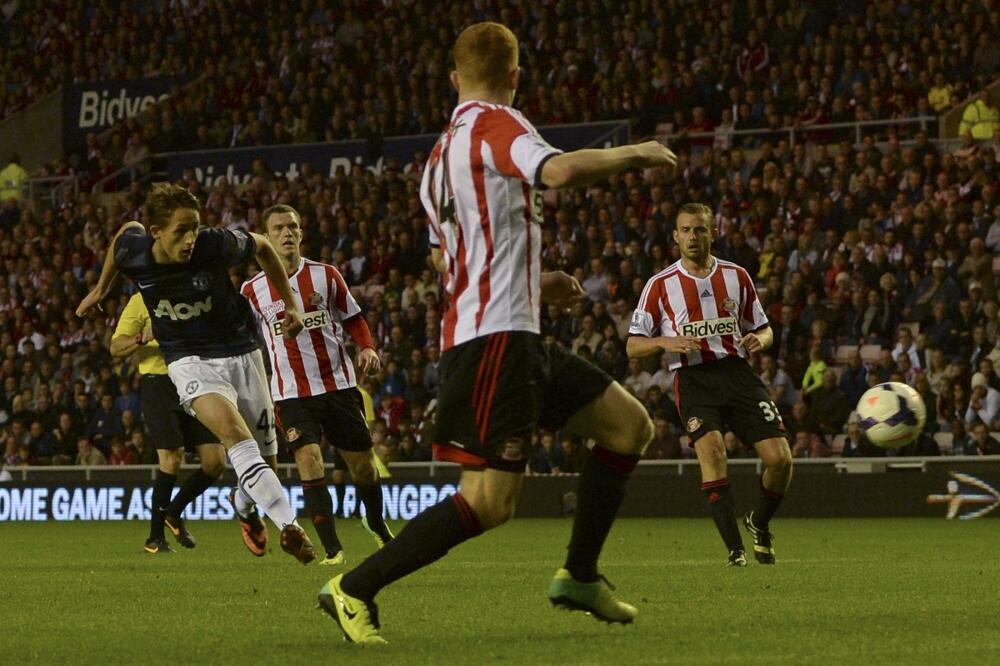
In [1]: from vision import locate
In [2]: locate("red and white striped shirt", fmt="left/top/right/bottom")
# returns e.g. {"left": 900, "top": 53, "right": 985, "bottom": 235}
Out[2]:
{"left": 420, "top": 100, "right": 562, "bottom": 351}
{"left": 629, "top": 257, "right": 769, "bottom": 371}
{"left": 241, "top": 258, "right": 362, "bottom": 400}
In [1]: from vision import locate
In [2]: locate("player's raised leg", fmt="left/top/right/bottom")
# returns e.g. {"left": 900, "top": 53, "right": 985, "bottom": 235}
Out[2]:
{"left": 340, "top": 449, "right": 394, "bottom": 547}
{"left": 189, "top": 390, "right": 315, "bottom": 564}
{"left": 745, "top": 436, "right": 793, "bottom": 564}
{"left": 548, "top": 380, "right": 651, "bottom": 622}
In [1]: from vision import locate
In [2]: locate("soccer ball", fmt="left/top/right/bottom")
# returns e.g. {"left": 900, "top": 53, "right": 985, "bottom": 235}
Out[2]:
{"left": 856, "top": 382, "right": 927, "bottom": 449}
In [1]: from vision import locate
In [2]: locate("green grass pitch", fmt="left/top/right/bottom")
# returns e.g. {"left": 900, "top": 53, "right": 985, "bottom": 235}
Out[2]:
{"left": 2, "top": 518, "right": 999, "bottom": 664}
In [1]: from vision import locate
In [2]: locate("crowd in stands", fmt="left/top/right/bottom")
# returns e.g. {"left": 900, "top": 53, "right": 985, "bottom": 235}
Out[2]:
{"left": 3, "top": 118, "right": 1000, "bottom": 472}
{"left": 9, "top": 0, "right": 1000, "bottom": 186}
{"left": 2, "top": 0, "right": 1000, "bottom": 472}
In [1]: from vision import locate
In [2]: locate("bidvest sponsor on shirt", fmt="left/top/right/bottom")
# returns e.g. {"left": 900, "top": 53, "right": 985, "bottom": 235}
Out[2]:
{"left": 271, "top": 309, "right": 329, "bottom": 337}
{"left": 679, "top": 316, "right": 738, "bottom": 339}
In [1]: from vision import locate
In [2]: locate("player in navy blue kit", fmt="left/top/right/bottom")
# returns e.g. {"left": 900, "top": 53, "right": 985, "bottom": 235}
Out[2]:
{"left": 77, "top": 183, "right": 316, "bottom": 564}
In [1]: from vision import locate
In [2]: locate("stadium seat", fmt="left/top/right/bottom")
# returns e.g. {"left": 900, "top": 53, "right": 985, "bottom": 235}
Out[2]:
{"left": 860, "top": 345, "right": 882, "bottom": 365}
{"left": 933, "top": 432, "right": 954, "bottom": 454}
{"left": 833, "top": 345, "right": 858, "bottom": 365}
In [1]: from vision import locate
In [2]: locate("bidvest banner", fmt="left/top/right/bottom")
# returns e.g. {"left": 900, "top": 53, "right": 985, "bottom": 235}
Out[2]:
{"left": 165, "top": 120, "right": 631, "bottom": 186}
{"left": 63, "top": 76, "right": 190, "bottom": 154}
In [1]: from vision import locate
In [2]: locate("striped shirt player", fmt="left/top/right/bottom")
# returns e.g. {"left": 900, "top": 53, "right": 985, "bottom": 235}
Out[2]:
{"left": 417, "top": 100, "right": 620, "bottom": 472}
{"left": 629, "top": 255, "right": 785, "bottom": 446}
{"left": 421, "top": 101, "right": 553, "bottom": 352}
{"left": 627, "top": 203, "right": 791, "bottom": 567}
{"left": 241, "top": 258, "right": 362, "bottom": 401}
{"left": 242, "top": 213, "right": 394, "bottom": 561}
{"left": 629, "top": 258, "right": 769, "bottom": 371}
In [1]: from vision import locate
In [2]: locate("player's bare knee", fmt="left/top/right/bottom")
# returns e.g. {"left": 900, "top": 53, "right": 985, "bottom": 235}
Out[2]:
{"left": 159, "top": 449, "right": 183, "bottom": 475}
{"left": 294, "top": 445, "right": 325, "bottom": 480}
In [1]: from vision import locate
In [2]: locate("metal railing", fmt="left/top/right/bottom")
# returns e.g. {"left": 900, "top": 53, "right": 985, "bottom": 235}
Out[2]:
{"left": 662, "top": 115, "right": 938, "bottom": 148}
{"left": 21, "top": 174, "right": 78, "bottom": 210}
{"left": 5, "top": 455, "right": 998, "bottom": 482}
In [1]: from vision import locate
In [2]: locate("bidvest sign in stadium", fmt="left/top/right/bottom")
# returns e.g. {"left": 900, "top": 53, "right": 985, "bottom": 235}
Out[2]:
{"left": 63, "top": 76, "right": 190, "bottom": 154}
{"left": 165, "top": 121, "right": 631, "bottom": 186}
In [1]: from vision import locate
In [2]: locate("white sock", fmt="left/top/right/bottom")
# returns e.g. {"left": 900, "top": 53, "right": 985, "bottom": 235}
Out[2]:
{"left": 232, "top": 486, "right": 254, "bottom": 519}
{"left": 227, "top": 439, "right": 297, "bottom": 528}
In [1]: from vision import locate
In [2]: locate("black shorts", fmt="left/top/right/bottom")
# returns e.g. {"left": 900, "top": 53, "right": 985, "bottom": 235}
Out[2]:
{"left": 435, "top": 331, "right": 613, "bottom": 472}
{"left": 673, "top": 356, "right": 786, "bottom": 448}
{"left": 275, "top": 388, "right": 371, "bottom": 454}
{"left": 139, "top": 374, "right": 216, "bottom": 451}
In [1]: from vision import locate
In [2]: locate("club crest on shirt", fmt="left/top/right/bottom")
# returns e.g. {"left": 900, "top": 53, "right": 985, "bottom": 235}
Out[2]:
{"left": 285, "top": 427, "right": 300, "bottom": 442}
{"left": 687, "top": 417, "right": 702, "bottom": 433}
{"left": 185, "top": 380, "right": 200, "bottom": 395}
{"left": 309, "top": 292, "right": 324, "bottom": 306}
{"left": 722, "top": 297, "right": 737, "bottom": 314}
{"left": 191, "top": 273, "right": 210, "bottom": 291}
{"left": 261, "top": 300, "right": 285, "bottom": 321}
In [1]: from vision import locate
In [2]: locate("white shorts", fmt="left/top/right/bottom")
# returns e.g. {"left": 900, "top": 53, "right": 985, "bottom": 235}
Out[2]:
{"left": 167, "top": 350, "right": 277, "bottom": 457}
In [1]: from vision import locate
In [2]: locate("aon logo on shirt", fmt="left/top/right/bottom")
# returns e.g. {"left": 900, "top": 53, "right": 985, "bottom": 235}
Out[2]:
{"left": 679, "top": 316, "right": 738, "bottom": 339}
{"left": 154, "top": 297, "right": 212, "bottom": 321}
{"left": 271, "top": 309, "right": 328, "bottom": 337}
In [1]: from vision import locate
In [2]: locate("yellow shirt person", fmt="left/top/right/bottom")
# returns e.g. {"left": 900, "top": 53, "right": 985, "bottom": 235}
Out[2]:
{"left": 0, "top": 155, "right": 28, "bottom": 202}
{"left": 112, "top": 293, "right": 168, "bottom": 375}
{"left": 959, "top": 92, "right": 1000, "bottom": 140}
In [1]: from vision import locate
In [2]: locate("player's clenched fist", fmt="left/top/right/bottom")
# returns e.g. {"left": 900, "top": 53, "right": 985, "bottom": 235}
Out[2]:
{"left": 281, "top": 309, "right": 304, "bottom": 339}
{"left": 631, "top": 141, "right": 677, "bottom": 169}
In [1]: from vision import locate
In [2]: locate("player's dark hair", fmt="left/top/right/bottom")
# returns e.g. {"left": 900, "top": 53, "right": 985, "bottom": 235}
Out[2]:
{"left": 261, "top": 204, "right": 301, "bottom": 231}
{"left": 145, "top": 183, "right": 200, "bottom": 230}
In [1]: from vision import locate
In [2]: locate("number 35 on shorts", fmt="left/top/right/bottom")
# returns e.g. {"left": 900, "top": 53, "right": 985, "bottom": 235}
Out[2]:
{"left": 757, "top": 400, "right": 782, "bottom": 423}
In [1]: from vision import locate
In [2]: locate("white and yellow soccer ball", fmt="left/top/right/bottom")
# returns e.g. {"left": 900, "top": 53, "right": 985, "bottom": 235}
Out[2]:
{"left": 856, "top": 382, "right": 927, "bottom": 449}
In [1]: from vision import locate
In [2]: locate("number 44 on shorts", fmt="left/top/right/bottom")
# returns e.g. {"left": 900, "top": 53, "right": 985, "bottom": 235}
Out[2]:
{"left": 257, "top": 409, "right": 273, "bottom": 430}
{"left": 758, "top": 401, "right": 781, "bottom": 423}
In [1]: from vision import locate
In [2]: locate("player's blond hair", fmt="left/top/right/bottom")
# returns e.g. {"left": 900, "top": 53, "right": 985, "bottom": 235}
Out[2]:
{"left": 677, "top": 203, "right": 713, "bottom": 225}
{"left": 145, "top": 183, "right": 200, "bottom": 230}
{"left": 453, "top": 22, "right": 519, "bottom": 91}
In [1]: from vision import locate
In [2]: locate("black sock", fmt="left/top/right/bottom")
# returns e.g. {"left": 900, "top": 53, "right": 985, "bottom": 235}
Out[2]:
{"left": 563, "top": 447, "right": 639, "bottom": 583}
{"left": 756, "top": 480, "right": 784, "bottom": 529}
{"left": 334, "top": 482, "right": 347, "bottom": 517}
{"left": 341, "top": 493, "right": 482, "bottom": 601}
{"left": 303, "top": 478, "right": 342, "bottom": 556}
{"left": 149, "top": 470, "right": 176, "bottom": 540}
{"left": 165, "top": 469, "right": 217, "bottom": 518}
{"left": 702, "top": 478, "right": 744, "bottom": 552}
{"left": 357, "top": 482, "right": 390, "bottom": 539}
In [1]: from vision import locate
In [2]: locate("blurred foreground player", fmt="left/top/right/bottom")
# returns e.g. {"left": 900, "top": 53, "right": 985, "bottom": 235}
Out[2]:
{"left": 627, "top": 204, "right": 793, "bottom": 566}
{"left": 241, "top": 204, "right": 394, "bottom": 565}
{"left": 78, "top": 183, "right": 316, "bottom": 564}
{"left": 111, "top": 292, "right": 225, "bottom": 554}
{"left": 318, "top": 22, "right": 677, "bottom": 644}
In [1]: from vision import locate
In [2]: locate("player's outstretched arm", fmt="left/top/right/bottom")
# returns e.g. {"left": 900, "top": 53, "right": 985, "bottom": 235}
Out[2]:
{"left": 626, "top": 334, "right": 700, "bottom": 358}
{"left": 76, "top": 221, "right": 145, "bottom": 317}
{"left": 250, "top": 232, "right": 303, "bottom": 339}
{"left": 540, "top": 141, "right": 676, "bottom": 190}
